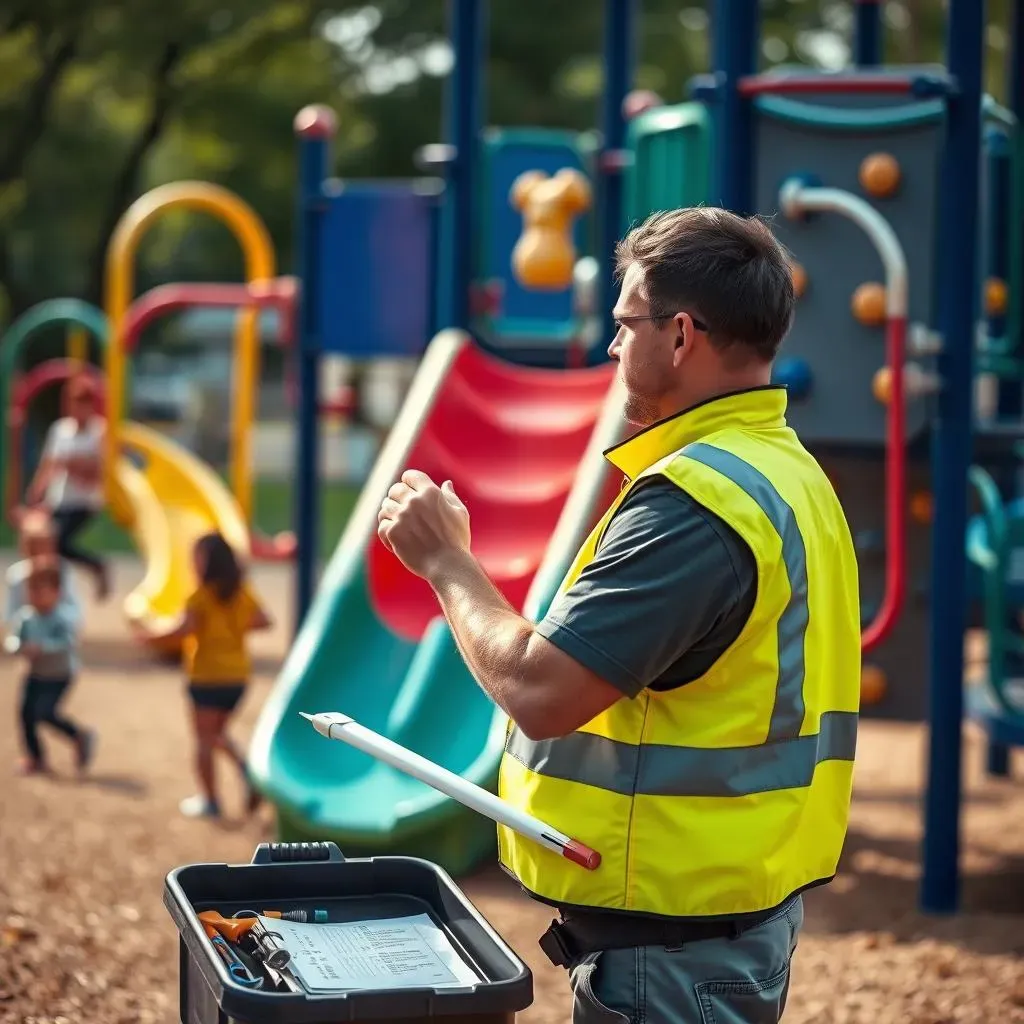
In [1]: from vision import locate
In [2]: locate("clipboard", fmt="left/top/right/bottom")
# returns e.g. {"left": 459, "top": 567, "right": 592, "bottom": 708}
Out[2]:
{"left": 252, "top": 912, "right": 481, "bottom": 993}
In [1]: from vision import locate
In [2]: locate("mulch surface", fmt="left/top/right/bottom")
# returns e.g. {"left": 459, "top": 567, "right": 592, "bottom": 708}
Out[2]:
{"left": 1, "top": 557, "right": 1022, "bottom": 1023}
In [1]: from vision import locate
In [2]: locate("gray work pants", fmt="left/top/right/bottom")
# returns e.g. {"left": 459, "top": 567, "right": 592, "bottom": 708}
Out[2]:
{"left": 568, "top": 896, "right": 803, "bottom": 1024}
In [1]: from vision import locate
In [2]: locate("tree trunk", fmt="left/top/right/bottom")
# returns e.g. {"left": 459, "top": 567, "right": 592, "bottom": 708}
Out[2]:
{"left": 0, "top": 25, "right": 80, "bottom": 322}
{"left": 0, "top": 31, "right": 77, "bottom": 184}
{"left": 83, "top": 41, "right": 183, "bottom": 308}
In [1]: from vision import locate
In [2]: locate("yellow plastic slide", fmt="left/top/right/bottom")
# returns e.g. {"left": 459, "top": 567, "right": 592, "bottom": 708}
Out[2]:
{"left": 106, "top": 421, "right": 250, "bottom": 656}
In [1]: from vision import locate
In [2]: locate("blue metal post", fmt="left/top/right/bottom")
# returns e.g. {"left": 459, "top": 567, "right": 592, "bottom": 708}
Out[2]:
{"left": 988, "top": 128, "right": 1016, "bottom": 420}
{"left": 921, "top": 0, "right": 985, "bottom": 915}
{"left": 1006, "top": 0, "right": 1024, "bottom": 400}
{"left": 436, "top": 0, "right": 485, "bottom": 332}
{"left": 596, "top": 0, "right": 636, "bottom": 353}
{"left": 292, "top": 105, "right": 336, "bottom": 637}
{"left": 711, "top": 0, "right": 759, "bottom": 213}
{"left": 854, "top": 0, "right": 883, "bottom": 67}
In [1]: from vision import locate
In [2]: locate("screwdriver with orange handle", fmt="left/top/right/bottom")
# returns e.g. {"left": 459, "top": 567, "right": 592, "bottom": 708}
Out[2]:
{"left": 198, "top": 909, "right": 317, "bottom": 944}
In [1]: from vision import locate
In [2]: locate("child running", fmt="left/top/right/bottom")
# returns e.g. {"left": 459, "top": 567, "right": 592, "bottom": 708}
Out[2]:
{"left": 140, "top": 532, "right": 272, "bottom": 819}
{"left": 4, "top": 557, "right": 96, "bottom": 776}
{"left": 5, "top": 507, "right": 81, "bottom": 632}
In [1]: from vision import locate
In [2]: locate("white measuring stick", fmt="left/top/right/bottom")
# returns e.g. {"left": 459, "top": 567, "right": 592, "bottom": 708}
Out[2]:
{"left": 299, "top": 712, "right": 601, "bottom": 870}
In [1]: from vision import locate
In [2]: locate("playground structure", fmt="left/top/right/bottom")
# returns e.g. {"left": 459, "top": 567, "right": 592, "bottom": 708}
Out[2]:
{"left": 243, "top": 0, "right": 1024, "bottom": 917}
{"left": 1, "top": 0, "right": 1020, "bottom": 917}
{"left": 0, "top": 183, "right": 334, "bottom": 654}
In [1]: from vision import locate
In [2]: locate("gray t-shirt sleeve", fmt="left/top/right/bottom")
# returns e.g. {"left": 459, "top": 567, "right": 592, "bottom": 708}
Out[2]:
{"left": 536, "top": 477, "right": 756, "bottom": 698}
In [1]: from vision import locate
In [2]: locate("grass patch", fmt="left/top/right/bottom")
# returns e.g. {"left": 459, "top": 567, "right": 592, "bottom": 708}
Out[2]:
{"left": 0, "top": 479, "right": 361, "bottom": 563}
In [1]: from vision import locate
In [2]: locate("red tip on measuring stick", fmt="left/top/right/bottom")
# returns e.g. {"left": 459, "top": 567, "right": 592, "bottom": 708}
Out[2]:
{"left": 563, "top": 839, "right": 601, "bottom": 871}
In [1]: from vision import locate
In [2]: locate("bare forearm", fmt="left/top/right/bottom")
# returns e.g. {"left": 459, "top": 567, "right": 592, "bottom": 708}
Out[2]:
{"left": 27, "top": 463, "right": 52, "bottom": 502}
{"left": 427, "top": 551, "right": 543, "bottom": 721}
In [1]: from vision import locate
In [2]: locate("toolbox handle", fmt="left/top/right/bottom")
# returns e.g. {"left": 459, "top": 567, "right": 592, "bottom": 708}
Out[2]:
{"left": 250, "top": 841, "right": 346, "bottom": 865}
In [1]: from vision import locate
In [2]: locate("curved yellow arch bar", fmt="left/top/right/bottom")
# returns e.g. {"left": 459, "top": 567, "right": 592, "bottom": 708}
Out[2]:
{"left": 103, "top": 181, "right": 276, "bottom": 527}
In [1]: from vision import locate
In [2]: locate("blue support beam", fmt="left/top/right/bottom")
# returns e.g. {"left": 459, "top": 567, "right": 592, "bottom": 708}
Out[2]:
{"left": 437, "top": 0, "right": 485, "bottom": 332}
{"left": 292, "top": 106, "right": 337, "bottom": 637}
{"left": 921, "top": 0, "right": 986, "bottom": 915}
{"left": 1007, "top": 0, "right": 1024, "bottom": 415}
{"left": 854, "top": 0, "right": 883, "bottom": 67}
{"left": 711, "top": 0, "right": 759, "bottom": 213}
{"left": 596, "top": 0, "right": 636, "bottom": 352}
{"left": 989, "top": 128, "right": 1017, "bottom": 422}
{"left": 1014, "top": 0, "right": 1024, "bottom": 146}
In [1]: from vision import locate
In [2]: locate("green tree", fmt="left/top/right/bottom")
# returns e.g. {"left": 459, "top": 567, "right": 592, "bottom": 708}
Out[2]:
{"left": 0, "top": 0, "right": 1014, "bottom": 333}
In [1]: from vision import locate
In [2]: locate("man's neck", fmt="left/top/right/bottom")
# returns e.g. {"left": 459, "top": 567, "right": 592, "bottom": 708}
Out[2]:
{"left": 660, "top": 368, "right": 773, "bottom": 421}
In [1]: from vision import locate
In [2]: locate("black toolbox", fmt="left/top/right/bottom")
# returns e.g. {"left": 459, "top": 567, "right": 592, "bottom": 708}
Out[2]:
{"left": 164, "top": 841, "right": 534, "bottom": 1024}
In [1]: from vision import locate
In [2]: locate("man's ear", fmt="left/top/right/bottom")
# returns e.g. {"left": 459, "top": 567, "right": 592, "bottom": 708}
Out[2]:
{"left": 671, "top": 313, "right": 691, "bottom": 366}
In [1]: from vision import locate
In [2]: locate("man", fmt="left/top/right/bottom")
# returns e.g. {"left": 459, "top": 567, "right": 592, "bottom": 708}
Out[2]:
{"left": 377, "top": 207, "right": 861, "bottom": 1024}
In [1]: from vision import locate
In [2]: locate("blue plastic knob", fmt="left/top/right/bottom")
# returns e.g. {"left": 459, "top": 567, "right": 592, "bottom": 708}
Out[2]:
{"left": 771, "top": 356, "right": 813, "bottom": 400}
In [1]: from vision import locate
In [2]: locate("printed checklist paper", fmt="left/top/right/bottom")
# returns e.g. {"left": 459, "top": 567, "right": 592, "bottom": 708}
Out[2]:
{"left": 256, "top": 913, "right": 480, "bottom": 992}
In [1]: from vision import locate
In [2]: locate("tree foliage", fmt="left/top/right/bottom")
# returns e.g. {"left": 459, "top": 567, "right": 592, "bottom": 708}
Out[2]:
{"left": 0, "top": 1, "right": 1016, "bottom": 328}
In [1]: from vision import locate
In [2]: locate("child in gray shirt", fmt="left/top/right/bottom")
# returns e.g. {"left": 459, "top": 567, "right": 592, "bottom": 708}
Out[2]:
{"left": 5, "top": 558, "right": 96, "bottom": 776}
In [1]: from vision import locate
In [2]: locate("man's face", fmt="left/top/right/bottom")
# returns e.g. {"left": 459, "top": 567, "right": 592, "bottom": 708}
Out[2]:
{"left": 607, "top": 263, "right": 681, "bottom": 427}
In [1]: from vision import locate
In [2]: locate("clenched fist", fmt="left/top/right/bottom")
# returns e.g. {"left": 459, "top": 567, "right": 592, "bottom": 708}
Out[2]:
{"left": 377, "top": 469, "right": 471, "bottom": 579}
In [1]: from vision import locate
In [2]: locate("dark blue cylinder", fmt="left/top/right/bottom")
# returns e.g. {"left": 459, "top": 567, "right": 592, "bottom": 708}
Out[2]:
{"left": 710, "top": 0, "right": 759, "bottom": 213}
{"left": 437, "top": 0, "right": 485, "bottom": 332}
{"left": 854, "top": 0, "right": 883, "bottom": 67}
{"left": 987, "top": 128, "right": 1018, "bottom": 420}
{"left": 1009, "top": 0, "right": 1024, "bottom": 371}
{"left": 292, "top": 106, "right": 336, "bottom": 637}
{"left": 596, "top": 0, "right": 636, "bottom": 355}
{"left": 921, "top": 0, "right": 986, "bottom": 915}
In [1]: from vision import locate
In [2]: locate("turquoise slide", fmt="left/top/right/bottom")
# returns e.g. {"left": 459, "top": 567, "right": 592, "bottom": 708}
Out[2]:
{"left": 247, "top": 330, "right": 624, "bottom": 876}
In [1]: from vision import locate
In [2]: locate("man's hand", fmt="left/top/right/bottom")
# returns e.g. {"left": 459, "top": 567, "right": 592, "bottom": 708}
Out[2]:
{"left": 377, "top": 470, "right": 471, "bottom": 580}
{"left": 20, "top": 643, "right": 42, "bottom": 660}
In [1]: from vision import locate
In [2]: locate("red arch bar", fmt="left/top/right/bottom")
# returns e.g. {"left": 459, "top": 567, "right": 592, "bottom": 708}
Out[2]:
{"left": 120, "top": 280, "right": 352, "bottom": 418}
{"left": 737, "top": 74, "right": 918, "bottom": 97}
{"left": 120, "top": 281, "right": 296, "bottom": 352}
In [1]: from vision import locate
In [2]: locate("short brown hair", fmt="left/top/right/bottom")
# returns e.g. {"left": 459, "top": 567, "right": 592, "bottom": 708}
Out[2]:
{"left": 27, "top": 556, "right": 62, "bottom": 591}
{"left": 615, "top": 207, "right": 795, "bottom": 363}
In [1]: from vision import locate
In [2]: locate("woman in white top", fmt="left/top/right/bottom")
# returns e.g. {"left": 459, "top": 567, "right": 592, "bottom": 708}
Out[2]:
{"left": 26, "top": 375, "right": 110, "bottom": 601}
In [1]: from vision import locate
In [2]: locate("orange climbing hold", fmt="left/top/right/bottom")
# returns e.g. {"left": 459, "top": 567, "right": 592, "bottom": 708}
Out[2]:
{"left": 852, "top": 281, "right": 887, "bottom": 327}
{"left": 510, "top": 168, "right": 592, "bottom": 291}
{"left": 861, "top": 664, "right": 887, "bottom": 705}
{"left": 910, "top": 490, "right": 933, "bottom": 525}
{"left": 872, "top": 366, "right": 893, "bottom": 405}
{"left": 790, "top": 261, "right": 807, "bottom": 298}
{"left": 859, "top": 152, "right": 901, "bottom": 198}
{"left": 985, "top": 277, "right": 1008, "bottom": 317}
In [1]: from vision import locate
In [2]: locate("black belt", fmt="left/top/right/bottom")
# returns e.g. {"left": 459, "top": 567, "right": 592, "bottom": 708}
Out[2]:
{"left": 538, "top": 906, "right": 781, "bottom": 968}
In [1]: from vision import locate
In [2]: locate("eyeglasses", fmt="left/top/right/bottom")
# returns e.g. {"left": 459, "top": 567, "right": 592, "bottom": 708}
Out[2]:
{"left": 614, "top": 313, "right": 710, "bottom": 332}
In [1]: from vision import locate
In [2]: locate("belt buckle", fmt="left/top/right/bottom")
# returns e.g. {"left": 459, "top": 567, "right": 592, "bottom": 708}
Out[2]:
{"left": 538, "top": 919, "right": 576, "bottom": 968}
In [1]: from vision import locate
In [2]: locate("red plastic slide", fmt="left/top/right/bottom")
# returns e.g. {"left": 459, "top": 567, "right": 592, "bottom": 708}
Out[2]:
{"left": 367, "top": 342, "right": 617, "bottom": 641}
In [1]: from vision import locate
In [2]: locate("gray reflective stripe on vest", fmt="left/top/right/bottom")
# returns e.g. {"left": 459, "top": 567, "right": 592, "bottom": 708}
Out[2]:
{"left": 681, "top": 442, "right": 808, "bottom": 742}
{"left": 506, "top": 710, "right": 857, "bottom": 798}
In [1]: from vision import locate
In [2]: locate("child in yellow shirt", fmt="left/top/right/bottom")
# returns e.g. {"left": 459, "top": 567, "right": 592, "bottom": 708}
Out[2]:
{"left": 143, "top": 532, "right": 272, "bottom": 819}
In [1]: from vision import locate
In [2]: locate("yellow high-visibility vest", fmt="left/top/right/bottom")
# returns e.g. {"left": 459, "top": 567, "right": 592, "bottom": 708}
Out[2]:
{"left": 497, "top": 386, "right": 861, "bottom": 919}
